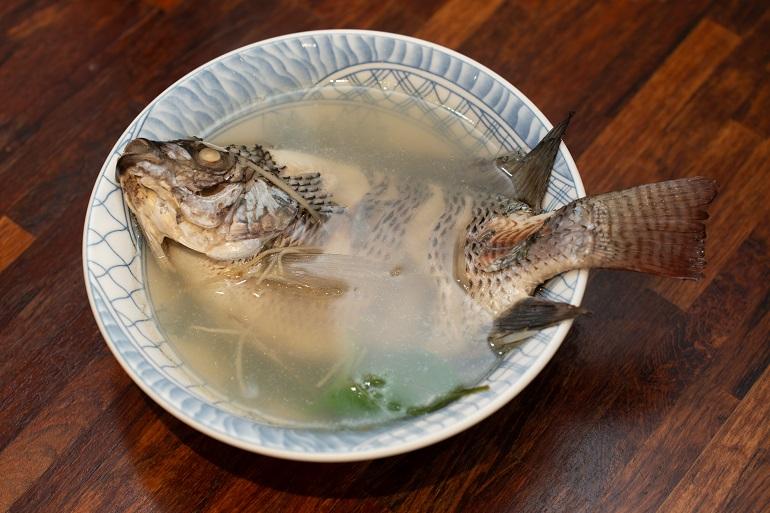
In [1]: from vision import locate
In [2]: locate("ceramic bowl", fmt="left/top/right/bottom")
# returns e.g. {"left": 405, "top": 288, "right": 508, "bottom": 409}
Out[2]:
{"left": 83, "top": 29, "right": 586, "bottom": 461}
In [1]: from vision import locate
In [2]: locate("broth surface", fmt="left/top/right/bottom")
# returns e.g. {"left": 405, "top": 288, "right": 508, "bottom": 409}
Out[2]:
{"left": 147, "top": 88, "right": 516, "bottom": 428}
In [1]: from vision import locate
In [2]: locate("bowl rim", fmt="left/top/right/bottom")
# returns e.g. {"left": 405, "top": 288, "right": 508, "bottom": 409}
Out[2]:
{"left": 82, "top": 28, "right": 587, "bottom": 462}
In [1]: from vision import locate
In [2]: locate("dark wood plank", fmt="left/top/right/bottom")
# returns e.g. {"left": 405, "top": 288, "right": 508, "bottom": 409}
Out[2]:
{"left": 655, "top": 364, "right": 770, "bottom": 513}
{"left": 708, "top": 0, "right": 770, "bottom": 34}
{"left": 592, "top": 222, "right": 770, "bottom": 513}
{"left": 460, "top": 0, "right": 713, "bottom": 158}
{"left": 1, "top": 1, "right": 769, "bottom": 512}
{"left": 415, "top": 0, "right": 505, "bottom": 48}
{"left": 578, "top": 18, "right": 740, "bottom": 193}
{"left": 0, "top": 354, "right": 123, "bottom": 510}
{"left": 0, "top": 0, "right": 157, "bottom": 203}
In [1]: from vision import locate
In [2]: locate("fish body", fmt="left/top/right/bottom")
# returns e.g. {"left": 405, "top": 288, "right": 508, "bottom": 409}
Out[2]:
{"left": 117, "top": 116, "right": 716, "bottom": 353}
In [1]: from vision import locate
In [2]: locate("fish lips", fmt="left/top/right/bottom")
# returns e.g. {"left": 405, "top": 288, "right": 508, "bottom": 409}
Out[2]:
{"left": 116, "top": 138, "right": 162, "bottom": 180}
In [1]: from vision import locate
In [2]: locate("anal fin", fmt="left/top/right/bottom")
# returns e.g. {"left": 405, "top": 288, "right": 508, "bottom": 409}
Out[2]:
{"left": 488, "top": 297, "right": 588, "bottom": 353}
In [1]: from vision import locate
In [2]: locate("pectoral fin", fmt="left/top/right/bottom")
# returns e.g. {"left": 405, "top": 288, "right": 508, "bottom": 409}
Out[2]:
{"left": 238, "top": 248, "right": 399, "bottom": 294}
{"left": 280, "top": 252, "right": 398, "bottom": 283}
{"left": 474, "top": 212, "right": 552, "bottom": 272}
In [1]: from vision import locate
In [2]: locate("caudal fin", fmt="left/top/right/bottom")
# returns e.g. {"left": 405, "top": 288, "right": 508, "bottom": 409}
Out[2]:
{"left": 578, "top": 177, "right": 717, "bottom": 278}
{"left": 492, "top": 177, "right": 717, "bottom": 289}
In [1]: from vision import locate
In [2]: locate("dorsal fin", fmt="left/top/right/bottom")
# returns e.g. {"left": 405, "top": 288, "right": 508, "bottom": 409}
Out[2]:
{"left": 232, "top": 144, "right": 284, "bottom": 175}
{"left": 284, "top": 172, "right": 345, "bottom": 215}
{"left": 496, "top": 112, "right": 573, "bottom": 211}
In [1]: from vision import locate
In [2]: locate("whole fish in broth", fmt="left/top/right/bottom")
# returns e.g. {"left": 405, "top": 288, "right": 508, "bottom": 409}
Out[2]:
{"left": 116, "top": 114, "right": 716, "bottom": 420}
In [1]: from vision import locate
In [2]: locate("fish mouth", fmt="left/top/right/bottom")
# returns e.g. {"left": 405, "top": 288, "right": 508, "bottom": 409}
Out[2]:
{"left": 116, "top": 138, "right": 161, "bottom": 179}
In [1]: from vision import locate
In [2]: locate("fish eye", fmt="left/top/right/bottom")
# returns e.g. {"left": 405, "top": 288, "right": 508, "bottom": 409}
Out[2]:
{"left": 199, "top": 148, "right": 221, "bottom": 163}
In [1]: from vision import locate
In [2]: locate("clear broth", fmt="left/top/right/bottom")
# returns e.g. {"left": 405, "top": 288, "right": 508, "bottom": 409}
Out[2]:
{"left": 147, "top": 88, "right": 513, "bottom": 428}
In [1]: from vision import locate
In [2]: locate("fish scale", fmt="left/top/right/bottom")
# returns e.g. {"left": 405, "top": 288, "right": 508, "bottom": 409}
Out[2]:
{"left": 271, "top": 163, "right": 528, "bottom": 341}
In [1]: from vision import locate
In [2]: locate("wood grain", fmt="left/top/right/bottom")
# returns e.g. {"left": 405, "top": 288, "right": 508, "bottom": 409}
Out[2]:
{"left": 656, "top": 363, "right": 770, "bottom": 513}
{"left": 415, "top": 0, "right": 505, "bottom": 48}
{"left": 578, "top": 18, "right": 740, "bottom": 193}
{"left": 1, "top": 1, "right": 768, "bottom": 512}
{"left": 0, "top": 216, "right": 34, "bottom": 272}
{"left": 0, "top": 354, "right": 122, "bottom": 511}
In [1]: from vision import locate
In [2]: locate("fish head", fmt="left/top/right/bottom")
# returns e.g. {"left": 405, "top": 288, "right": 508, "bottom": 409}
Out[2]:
{"left": 116, "top": 138, "right": 299, "bottom": 262}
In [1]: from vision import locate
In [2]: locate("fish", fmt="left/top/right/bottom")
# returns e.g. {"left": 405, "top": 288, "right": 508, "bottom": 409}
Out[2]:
{"left": 116, "top": 115, "right": 716, "bottom": 353}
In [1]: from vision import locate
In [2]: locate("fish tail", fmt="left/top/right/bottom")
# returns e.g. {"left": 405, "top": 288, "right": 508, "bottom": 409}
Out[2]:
{"left": 483, "top": 177, "right": 717, "bottom": 298}
{"left": 575, "top": 177, "right": 717, "bottom": 278}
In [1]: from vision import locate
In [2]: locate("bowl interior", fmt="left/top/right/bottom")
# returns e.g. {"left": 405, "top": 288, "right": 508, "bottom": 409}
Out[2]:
{"left": 83, "top": 30, "right": 585, "bottom": 461}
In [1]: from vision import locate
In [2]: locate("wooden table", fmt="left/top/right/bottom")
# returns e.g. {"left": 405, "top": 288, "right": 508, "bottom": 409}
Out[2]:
{"left": 1, "top": 1, "right": 768, "bottom": 512}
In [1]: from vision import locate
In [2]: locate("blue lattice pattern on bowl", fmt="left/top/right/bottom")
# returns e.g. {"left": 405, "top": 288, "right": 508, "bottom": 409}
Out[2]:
{"left": 83, "top": 30, "right": 586, "bottom": 461}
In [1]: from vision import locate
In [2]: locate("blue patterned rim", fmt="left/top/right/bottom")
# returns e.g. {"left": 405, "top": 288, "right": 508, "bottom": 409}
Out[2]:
{"left": 82, "top": 30, "right": 587, "bottom": 461}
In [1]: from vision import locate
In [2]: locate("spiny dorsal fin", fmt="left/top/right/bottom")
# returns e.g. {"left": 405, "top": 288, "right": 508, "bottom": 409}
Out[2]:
{"left": 230, "top": 144, "right": 284, "bottom": 175}
{"left": 283, "top": 172, "right": 345, "bottom": 215}
{"left": 496, "top": 112, "right": 573, "bottom": 211}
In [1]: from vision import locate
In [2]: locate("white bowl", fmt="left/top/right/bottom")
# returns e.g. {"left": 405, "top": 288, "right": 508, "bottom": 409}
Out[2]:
{"left": 83, "top": 29, "right": 586, "bottom": 462}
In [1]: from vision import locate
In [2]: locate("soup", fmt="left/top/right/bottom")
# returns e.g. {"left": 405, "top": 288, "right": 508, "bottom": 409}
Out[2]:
{"left": 147, "top": 88, "right": 514, "bottom": 428}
